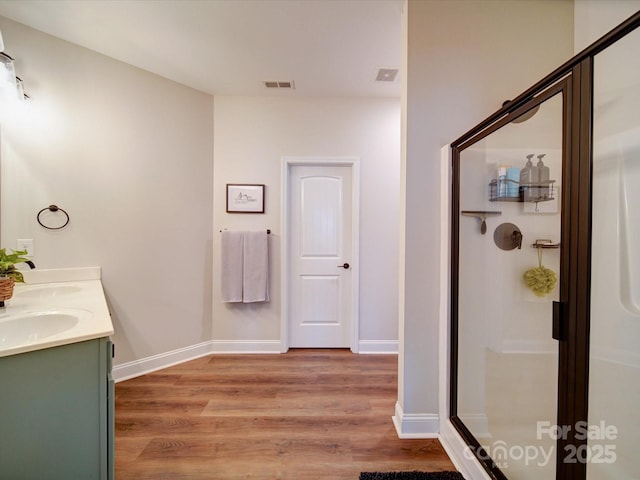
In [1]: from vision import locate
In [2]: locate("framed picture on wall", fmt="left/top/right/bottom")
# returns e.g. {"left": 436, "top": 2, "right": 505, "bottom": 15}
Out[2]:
{"left": 226, "top": 184, "right": 265, "bottom": 213}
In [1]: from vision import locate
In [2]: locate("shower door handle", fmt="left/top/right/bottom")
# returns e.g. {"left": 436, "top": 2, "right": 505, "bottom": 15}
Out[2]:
{"left": 552, "top": 301, "right": 566, "bottom": 341}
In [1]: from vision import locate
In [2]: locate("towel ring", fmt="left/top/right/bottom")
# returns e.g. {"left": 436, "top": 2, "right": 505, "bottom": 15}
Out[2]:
{"left": 37, "top": 205, "right": 70, "bottom": 230}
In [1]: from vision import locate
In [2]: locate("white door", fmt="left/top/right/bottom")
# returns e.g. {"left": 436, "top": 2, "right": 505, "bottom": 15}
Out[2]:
{"left": 288, "top": 164, "right": 355, "bottom": 348}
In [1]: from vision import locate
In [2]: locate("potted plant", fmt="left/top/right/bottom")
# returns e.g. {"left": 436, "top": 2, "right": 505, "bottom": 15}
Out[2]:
{"left": 0, "top": 248, "right": 30, "bottom": 305}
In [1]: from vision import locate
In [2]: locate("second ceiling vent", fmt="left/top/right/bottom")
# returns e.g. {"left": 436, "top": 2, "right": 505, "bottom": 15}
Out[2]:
{"left": 375, "top": 68, "right": 399, "bottom": 82}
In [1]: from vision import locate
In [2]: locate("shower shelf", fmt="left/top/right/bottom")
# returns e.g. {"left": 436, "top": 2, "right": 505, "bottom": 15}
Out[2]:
{"left": 489, "top": 179, "right": 556, "bottom": 203}
{"left": 532, "top": 239, "right": 560, "bottom": 249}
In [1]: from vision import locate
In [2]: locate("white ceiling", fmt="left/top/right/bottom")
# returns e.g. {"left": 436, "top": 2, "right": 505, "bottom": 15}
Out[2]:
{"left": 0, "top": 0, "right": 403, "bottom": 98}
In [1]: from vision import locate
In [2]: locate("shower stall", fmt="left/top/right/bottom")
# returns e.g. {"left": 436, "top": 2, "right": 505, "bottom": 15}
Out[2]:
{"left": 448, "top": 11, "right": 640, "bottom": 480}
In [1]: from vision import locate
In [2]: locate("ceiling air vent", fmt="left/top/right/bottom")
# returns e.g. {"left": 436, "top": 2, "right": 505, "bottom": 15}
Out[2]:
{"left": 375, "top": 68, "right": 399, "bottom": 82}
{"left": 264, "top": 81, "right": 295, "bottom": 89}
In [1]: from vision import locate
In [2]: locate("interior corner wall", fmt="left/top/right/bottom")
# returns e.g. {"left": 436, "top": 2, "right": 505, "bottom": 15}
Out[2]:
{"left": 574, "top": 0, "right": 640, "bottom": 52}
{"left": 398, "top": 0, "right": 574, "bottom": 436}
{"left": 0, "top": 17, "right": 214, "bottom": 367}
{"left": 212, "top": 96, "right": 401, "bottom": 351}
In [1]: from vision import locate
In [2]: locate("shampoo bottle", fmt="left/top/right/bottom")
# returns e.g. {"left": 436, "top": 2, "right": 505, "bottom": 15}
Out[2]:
{"left": 520, "top": 154, "right": 536, "bottom": 200}
{"left": 537, "top": 154, "right": 549, "bottom": 198}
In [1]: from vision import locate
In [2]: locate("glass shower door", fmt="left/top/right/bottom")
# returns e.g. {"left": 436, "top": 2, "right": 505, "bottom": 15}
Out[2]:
{"left": 453, "top": 88, "right": 566, "bottom": 480}
{"left": 450, "top": 13, "right": 640, "bottom": 480}
{"left": 587, "top": 26, "right": 640, "bottom": 479}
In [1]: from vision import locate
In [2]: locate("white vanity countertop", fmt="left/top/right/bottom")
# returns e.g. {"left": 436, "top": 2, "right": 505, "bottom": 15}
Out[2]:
{"left": 0, "top": 267, "right": 114, "bottom": 358}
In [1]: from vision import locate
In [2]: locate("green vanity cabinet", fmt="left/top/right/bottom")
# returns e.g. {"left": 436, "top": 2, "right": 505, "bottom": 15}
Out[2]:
{"left": 0, "top": 337, "right": 114, "bottom": 480}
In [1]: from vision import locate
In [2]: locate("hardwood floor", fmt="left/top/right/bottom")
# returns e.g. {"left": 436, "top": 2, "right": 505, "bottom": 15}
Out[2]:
{"left": 115, "top": 349, "right": 456, "bottom": 479}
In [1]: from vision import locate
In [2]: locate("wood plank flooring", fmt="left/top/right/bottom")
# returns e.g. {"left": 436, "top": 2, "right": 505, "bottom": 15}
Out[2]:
{"left": 115, "top": 349, "right": 456, "bottom": 479}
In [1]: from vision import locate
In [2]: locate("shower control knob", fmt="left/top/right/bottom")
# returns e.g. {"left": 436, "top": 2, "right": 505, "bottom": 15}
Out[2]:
{"left": 494, "top": 223, "right": 523, "bottom": 251}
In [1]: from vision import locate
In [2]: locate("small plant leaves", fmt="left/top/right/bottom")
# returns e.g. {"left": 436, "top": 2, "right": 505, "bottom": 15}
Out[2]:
{"left": 0, "top": 248, "right": 30, "bottom": 283}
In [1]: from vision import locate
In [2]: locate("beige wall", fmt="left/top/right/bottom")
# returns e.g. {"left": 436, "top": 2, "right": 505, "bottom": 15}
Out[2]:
{"left": 0, "top": 17, "right": 214, "bottom": 365}
{"left": 212, "top": 96, "right": 401, "bottom": 351}
{"left": 574, "top": 0, "right": 640, "bottom": 51}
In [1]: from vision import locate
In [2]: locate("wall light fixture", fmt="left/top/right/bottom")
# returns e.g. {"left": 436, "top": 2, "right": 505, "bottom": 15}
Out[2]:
{"left": 0, "top": 28, "right": 29, "bottom": 101}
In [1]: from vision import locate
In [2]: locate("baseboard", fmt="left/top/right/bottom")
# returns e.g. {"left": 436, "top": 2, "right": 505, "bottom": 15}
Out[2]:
{"left": 113, "top": 340, "right": 282, "bottom": 382}
{"left": 112, "top": 340, "right": 214, "bottom": 382}
{"left": 439, "top": 419, "right": 492, "bottom": 480}
{"left": 113, "top": 339, "right": 394, "bottom": 382}
{"left": 209, "top": 340, "right": 282, "bottom": 354}
{"left": 358, "top": 339, "right": 398, "bottom": 354}
{"left": 392, "top": 401, "right": 439, "bottom": 439}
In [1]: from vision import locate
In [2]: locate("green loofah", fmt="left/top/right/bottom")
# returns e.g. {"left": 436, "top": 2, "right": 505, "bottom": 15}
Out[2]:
{"left": 523, "top": 265, "right": 557, "bottom": 297}
{"left": 524, "top": 247, "right": 557, "bottom": 297}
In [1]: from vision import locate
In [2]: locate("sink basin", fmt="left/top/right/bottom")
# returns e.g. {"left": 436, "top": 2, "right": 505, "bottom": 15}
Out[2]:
{"left": 16, "top": 285, "right": 83, "bottom": 298}
{"left": 0, "top": 310, "right": 88, "bottom": 349}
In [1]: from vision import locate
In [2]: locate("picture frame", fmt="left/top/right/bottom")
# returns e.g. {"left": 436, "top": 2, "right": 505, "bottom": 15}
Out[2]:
{"left": 226, "top": 184, "right": 265, "bottom": 213}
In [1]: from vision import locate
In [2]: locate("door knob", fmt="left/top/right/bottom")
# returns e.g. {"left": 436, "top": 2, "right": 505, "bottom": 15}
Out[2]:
{"left": 338, "top": 263, "right": 350, "bottom": 269}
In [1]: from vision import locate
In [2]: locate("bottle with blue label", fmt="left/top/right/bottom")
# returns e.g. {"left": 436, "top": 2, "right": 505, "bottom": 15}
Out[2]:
{"left": 506, "top": 167, "right": 520, "bottom": 197}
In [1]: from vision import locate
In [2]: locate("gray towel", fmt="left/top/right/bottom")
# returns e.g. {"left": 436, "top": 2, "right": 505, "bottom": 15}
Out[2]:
{"left": 221, "top": 230, "right": 244, "bottom": 302}
{"left": 221, "top": 230, "right": 269, "bottom": 303}
{"left": 242, "top": 231, "right": 269, "bottom": 303}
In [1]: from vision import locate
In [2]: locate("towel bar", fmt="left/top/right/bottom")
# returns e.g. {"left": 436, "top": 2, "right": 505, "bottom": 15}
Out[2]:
{"left": 220, "top": 229, "right": 271, "bottom": 234}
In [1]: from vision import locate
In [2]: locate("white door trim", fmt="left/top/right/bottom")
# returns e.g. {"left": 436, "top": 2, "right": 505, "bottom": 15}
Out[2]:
{"left": 281, "top": 156, "right": 360, "bottom": 353}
